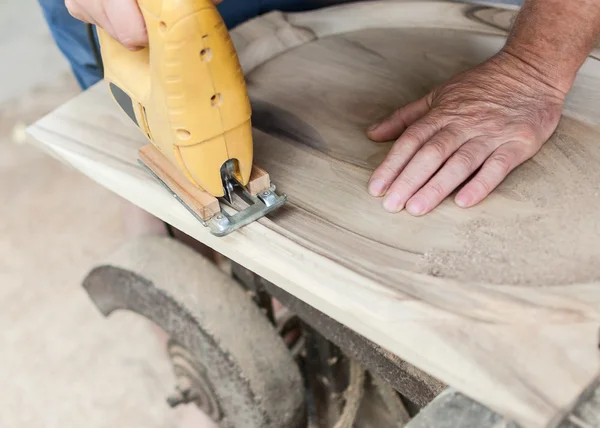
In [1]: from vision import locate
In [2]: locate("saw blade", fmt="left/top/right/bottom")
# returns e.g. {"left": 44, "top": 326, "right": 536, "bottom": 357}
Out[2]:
{"left": 220, "top": 159, "right": 239, "bottom": 205}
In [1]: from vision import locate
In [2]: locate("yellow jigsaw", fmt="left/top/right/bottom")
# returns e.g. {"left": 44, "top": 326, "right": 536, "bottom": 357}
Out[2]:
{"left": 97, "top": 0, "right": 286, "bottom": 236}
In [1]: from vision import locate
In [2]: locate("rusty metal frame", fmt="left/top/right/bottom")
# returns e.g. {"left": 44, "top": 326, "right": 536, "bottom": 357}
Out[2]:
{"left": 230, "top": 262, "right": 445, "bottom": 408}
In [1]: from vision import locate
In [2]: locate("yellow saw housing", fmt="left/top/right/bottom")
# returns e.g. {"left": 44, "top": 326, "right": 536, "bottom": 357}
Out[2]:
{"left": 98, "top": 0, "right": 253, "bottom": 197}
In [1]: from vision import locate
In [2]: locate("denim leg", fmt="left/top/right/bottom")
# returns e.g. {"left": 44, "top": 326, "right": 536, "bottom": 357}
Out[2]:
{"left": 218, "top": 1, "right": 262, "bottom": 29}
{"left": 220, "top": 0, "right": 355, "bottom": 28}
{"left": 259, "top": 0, "right": 355, "bottom": 14}
{"left": 37, "top": 0, "right": 103, "bottom": 90}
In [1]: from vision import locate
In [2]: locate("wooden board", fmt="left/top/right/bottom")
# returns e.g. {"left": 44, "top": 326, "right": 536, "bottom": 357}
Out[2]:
{"left": 27, "top": 2, "right": 600, "bottom": 426}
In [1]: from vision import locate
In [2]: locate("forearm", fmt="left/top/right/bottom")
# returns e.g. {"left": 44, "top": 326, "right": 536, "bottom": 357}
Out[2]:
{"left": 502, "top": 0, "right": 600, "bottom": 94}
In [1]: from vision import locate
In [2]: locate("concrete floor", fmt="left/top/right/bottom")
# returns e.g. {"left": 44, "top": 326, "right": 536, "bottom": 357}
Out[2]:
{"left": 0, "top": 1, "right": 205, "bottom": 427}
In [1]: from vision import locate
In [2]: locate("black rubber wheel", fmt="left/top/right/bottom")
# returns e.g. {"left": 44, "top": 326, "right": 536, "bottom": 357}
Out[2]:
{"left": 82, "top": 236, "right": 306, "bottom": 428}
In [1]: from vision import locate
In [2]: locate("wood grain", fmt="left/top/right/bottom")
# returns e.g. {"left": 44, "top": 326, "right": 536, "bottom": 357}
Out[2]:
{"left": 27, "top": 2, "right": 600, "bottom": 427}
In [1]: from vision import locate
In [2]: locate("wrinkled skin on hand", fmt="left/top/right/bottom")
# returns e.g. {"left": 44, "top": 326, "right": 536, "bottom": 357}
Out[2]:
{"left": 66, "top": 0, "right": 223, "bottom": 50}
{"left": 366, "top": 51, "right": 566, "bottom": 216}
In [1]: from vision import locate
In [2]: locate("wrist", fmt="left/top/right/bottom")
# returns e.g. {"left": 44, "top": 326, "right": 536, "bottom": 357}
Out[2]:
{"left": 498, "top": 0, "right": 600, "bottom": 96}
{"left": 494, "top": 46, "right": 573, "bottom": 97}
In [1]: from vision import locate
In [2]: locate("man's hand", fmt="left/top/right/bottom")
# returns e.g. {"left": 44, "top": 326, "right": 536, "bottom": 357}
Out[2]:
{"left": 366, "top": 50, "right": 566, "bottom": 215}
{"left": 65, "top": 0, "right": 223, "bottom": 51}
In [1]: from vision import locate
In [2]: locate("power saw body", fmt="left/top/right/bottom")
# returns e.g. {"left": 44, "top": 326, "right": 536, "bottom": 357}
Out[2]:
{"left": 97, "top": 0, "right": 286, "bottom": 236}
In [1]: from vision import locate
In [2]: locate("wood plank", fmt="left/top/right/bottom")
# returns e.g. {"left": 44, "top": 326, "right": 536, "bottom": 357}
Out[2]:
{"left": 26, "top": 2, "right": 600, "bottom": 426}
{"left": 245, "top": 165, "right": 271, "bottom": 195}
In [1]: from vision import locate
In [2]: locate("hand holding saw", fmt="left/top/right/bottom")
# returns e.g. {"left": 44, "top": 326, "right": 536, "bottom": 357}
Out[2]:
{"left": 96, "top": 0, "right": 286, "bottom": 236}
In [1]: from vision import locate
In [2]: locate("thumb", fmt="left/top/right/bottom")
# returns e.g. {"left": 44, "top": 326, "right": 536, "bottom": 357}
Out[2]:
{"left": 367, "top": 95, "right": 430, "bottom": 142}
{"left": 103, "top": 0, "right": 148, "bottom": 50}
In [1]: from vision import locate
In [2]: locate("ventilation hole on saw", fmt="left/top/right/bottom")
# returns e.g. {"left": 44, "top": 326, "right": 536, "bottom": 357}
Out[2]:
{"left": 211, "top": 93, "right": 223, "bottom": 107}
{"left": 159, "top": 21, "right": 168, "bottom": 33}
{"left": 200, "top": 48, "right": 212, "bottom": 62}
{"left": 176, "top": 129, "right": 191, "bottom": 140}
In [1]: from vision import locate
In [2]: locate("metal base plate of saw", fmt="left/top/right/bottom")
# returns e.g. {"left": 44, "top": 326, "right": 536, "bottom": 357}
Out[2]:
{"left": 138, "top": 144, "right": 286, "bottom": 237}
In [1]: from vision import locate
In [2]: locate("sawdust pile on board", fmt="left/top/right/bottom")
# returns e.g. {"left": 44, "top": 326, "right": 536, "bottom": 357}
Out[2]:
{"left": 421, "top": 208, "right": 600, "bottom": 286}
{"left": 420, "top": 118, "right": 600, "bottom": 286}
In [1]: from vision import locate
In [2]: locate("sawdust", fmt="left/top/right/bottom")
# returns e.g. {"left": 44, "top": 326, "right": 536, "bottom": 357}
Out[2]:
{"left": 421, "top": 117, "right": 600, "bottom": 286}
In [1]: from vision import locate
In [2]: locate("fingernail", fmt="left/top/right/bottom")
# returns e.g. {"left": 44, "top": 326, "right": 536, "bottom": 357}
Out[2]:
{"left": 367, "top": 122, "right": 380, "bottom": 132}
{"left": 406, "top": 196, "right": 426, "bottom": 216}
{"left": 455, "top": 192, "right": 472, "bottom": 208}
{"left": 383, "top": 192, "right": 403, "bottom": 213}
{"left": 368, "top": 178, "right": 386, "bottom": 197}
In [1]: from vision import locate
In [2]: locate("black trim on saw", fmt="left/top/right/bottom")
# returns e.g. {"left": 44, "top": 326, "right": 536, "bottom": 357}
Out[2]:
{"left": 109, "top": 83, "right": 138, "bottom": 126}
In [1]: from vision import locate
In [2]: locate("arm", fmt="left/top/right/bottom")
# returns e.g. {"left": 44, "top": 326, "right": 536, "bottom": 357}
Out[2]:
{"left": 504, "top": 0, "right": 600, "bottom": 94}
{"left": 367, "top": 0, "right": 600, "bottom": 215}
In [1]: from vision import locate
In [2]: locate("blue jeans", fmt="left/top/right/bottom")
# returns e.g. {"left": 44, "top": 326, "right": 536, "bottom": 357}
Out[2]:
{"left": 37, "top": 0, "right": 349, "bottom": 90}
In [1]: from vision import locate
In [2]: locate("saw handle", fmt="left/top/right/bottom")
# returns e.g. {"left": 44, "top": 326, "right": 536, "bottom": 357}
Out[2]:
{"left": 97, "top": 0, "right": 253, "bottom": 197}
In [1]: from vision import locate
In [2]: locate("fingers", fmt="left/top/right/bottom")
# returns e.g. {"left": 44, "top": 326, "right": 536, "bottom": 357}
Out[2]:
{"left": 379, "top": 127, "right": 464, "bottom": 212}
{"left": 455, "top": 141, "right": 534, "bottom": 208}
{"left": 104, "top": 0, "right": 148, "bottom": 49}
{"left": 367, "top": 96, "right": 430, "bottom": 142}
{"left": 66, "top": 0, "right": 148, "bottom": 50}
{"left": 367, "top": 115, "right": 443, "bottom": 198}
{"left": 404, "top": 137, "right": 492, "bottom": 216}
{"left": 65, "top": 0, "right": 95, "bottom": 23}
